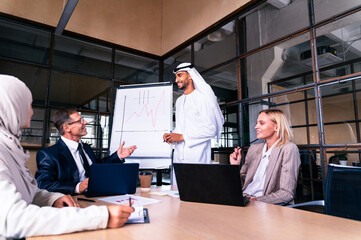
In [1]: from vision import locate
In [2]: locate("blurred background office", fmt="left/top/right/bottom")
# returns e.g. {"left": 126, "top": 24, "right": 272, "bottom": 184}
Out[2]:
{"left": 1, "top": 0, "right": 361, "bottom": 204}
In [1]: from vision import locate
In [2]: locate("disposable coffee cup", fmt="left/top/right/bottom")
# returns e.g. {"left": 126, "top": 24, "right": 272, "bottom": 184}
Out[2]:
{"left": 339, "top": 160, "right": 348, "bottom": 166}
{"left": 139, "top": 171, "right": 152, "bottom": 192}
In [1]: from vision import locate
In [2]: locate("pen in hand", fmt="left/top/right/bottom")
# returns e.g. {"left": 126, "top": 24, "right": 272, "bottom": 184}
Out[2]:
{"left": 129, "top": 196, "right": 134, "bottom": 209}
{"left": 163, "top": 130, "right": 172, "bottom": 143}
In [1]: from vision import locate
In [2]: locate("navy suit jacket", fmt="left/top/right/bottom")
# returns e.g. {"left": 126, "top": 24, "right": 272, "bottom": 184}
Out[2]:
{"left": 35, "top": 138, "right": 123, "bottom": 195}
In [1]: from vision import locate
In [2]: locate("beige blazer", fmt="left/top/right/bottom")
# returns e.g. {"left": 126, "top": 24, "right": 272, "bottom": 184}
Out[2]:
{"left": 240, "top": 141, "right": 300, "bottom": 205}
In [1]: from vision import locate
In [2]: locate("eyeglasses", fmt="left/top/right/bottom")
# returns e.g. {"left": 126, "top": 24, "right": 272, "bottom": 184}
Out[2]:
{"left": 66, "top": 118, "right": 85, "bottom": 125}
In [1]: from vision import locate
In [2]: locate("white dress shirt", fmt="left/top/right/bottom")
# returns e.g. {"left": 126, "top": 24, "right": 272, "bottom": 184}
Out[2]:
{"left": 61, "top": 136, "right": 92, "bottom": 193}
{"left": 243, "top": 139, "right": 280, "bottom": 197}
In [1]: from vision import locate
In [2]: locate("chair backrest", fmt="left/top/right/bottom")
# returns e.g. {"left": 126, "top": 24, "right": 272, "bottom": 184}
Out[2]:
{"left": 325, "top": 164, "right": 361, "bottom": 221}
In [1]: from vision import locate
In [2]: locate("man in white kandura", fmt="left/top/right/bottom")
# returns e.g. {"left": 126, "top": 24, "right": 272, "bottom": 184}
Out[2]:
{"left": 163, "top": 63, "right": 224, "bottom": 164}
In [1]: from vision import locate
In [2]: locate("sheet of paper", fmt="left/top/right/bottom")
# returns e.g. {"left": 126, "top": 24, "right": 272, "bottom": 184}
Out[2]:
{"left": 166, "top": 191, "right": 180, "bottom": 198}
{"left": 98, "top": 194, "right": 160, "bottom": 206}
{"left": 127, "top": 206, "right": 145, "bottom": 223}
{"left": 150, "top": 190, "right": 179, "bottom": 198}
{"left": 149, "top": 191, "right": 168, "bottom": 196}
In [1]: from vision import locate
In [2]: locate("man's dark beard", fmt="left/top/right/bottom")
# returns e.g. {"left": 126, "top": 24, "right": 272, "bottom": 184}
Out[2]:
{"left": 178, "top": 82, "right": 188, "bottom": 90}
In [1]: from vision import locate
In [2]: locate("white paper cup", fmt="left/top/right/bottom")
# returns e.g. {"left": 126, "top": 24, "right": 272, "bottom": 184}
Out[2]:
{"left": 339, "top": 160, "right": 348, "bottom": 166}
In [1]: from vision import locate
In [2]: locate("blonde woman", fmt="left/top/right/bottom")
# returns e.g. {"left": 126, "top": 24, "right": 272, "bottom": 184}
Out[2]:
{"left": 230, "top": 109, "right": 300, "bottom": 205}
{"left": 0, "top": 75, "right": 134, "bottom": 239}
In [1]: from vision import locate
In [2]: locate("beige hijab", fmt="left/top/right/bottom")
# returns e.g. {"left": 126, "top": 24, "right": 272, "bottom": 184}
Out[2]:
{"left": 0, "top": 75, "right": 35, "bottom": 204}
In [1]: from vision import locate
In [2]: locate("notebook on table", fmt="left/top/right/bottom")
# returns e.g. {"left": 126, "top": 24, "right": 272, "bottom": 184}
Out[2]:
{"left": 86, "top": 163, "right": 139, "bottom": 197}
{"left": 173, "top": 163, "right": 249, "bottom": 207}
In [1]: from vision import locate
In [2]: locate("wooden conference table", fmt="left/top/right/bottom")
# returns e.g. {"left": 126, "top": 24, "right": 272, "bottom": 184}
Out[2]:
{"left": 29, "top": 186, "right": 361, "bottom": 240}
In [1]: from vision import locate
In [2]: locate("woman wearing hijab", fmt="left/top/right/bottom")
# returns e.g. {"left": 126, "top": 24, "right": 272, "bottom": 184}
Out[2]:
{"left": 230, "top": 109, "right": 300, "bottom": 205}
{"left": 0, "top": 75, "right": 134, "bottom": 239}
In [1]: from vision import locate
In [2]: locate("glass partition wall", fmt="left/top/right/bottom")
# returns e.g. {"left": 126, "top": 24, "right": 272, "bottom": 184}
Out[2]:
{"left": 1, "top": 0, "right": 361, "bottom": 202}
{"left": 0, "top": 16, "right": 160, "bottom": 157}
{"left": 162, "top": 0, "right": 361, "bottom": 202}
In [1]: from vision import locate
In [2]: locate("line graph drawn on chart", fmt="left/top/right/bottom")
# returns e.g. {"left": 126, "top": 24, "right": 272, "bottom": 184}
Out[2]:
{"left": 122, "top": 89, "right": 168, "bottom": 131}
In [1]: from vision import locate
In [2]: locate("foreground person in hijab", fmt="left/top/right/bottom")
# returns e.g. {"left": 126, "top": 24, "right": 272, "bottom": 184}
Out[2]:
{"left": 0, "top": 75, "right": 134, "bottom": 240}
{"left": 163, "top": 63, "right": 224, "bottom": 164}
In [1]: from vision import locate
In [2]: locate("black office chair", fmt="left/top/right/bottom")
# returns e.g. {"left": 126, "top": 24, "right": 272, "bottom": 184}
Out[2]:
{"left": 288, "top": 164, "right": 361, "bottom": 221}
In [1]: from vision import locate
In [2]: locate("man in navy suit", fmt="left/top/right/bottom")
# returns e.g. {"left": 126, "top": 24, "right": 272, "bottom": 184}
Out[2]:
{"left": 35, "top": 108, "right": 137, "bottom": 195}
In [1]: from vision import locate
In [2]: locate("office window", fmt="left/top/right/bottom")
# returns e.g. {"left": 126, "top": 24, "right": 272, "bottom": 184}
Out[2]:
{"left": 48, "top": 109, "right": 110, "bottom": 149}
{"left": 271, "top": 89, "right": 317, "bottom": 145}
{"left": 243, "top": 89, "right": 317, "bottom": 145}
{"left": 326, "top": 149, "right": 360, "bottom": 166}
{"left": 194, "top": 21, "right": 236, "bottom": 70}
{"left": 297, "top": 149, "right": 323, "bottom": 202}
{"left": 218, "top": 106, "right": 239, "bottom": 148}
{"left": 0, "top": 17, "right": 51, "bottom": 66}
{"left": 115, "top": 50, "right": 159, "bottom": 84}
{"left": 163, "top": 46, "right": 192, "bottom": 83}
{"left": 0, "top": 59, "right": 49, "bottom": 106}
{"left": 316, "top": 10, "right": 361, "bottom": 81}
{"left": 21, "top": 107, "right": 45, "bottom": 147}
{"left": 201, "top": 61, "right": 239, "bottom": 104}
{"left": 81, "top": 113, "right": 110, "bottom": 149}
{"left": 291, "top": 120, "right": 319, "bottom": 145}
{"left": 242, "top": 0, "right": 308, "bottom": 52}
{"left": 53, "top": 35, "right": 112, "bottom": 77}
{"left": 48, "top": 109, "right": 60, "bottom": 146}
{"left": 314, "top": 0, "right": 361, "bottom": 24}
{"left": 243, "top": 32, "right": 312, "bottom": 98}
{"left": 49, "top": 71, "right": 111, "bottom": 111}
{"left": 309, "top": 126, "right": 320, "bottom": 145}
{"left": 321, "top": 80, "right": 359, "bottom": 144}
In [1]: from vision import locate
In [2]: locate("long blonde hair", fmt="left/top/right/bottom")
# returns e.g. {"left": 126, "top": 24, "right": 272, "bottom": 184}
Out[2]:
{"left": 259, "top": 109, "right": 293, "bottom": 146}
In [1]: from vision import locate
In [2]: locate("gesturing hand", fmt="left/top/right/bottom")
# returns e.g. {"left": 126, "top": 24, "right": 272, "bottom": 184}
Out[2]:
{"left": 117, "top": 141, "right": 137, "bottom": 159}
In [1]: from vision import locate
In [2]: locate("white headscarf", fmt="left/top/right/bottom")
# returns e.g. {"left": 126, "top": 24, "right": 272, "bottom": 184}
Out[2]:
{"left": 0, "top": 75, "right": 35, "bottom": 203}
{"left": 173, "top": 63, "right": 224, "bottom": 141}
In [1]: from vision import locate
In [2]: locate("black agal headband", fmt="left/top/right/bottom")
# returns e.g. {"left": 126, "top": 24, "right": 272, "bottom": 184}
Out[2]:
{"left": 173, "top": 64, "right": 194, "bottom": 74}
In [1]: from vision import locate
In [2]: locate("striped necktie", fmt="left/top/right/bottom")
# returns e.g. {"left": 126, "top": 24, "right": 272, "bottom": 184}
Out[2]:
{"left": 78, "top": 143, "right": 90, "bottom": 178}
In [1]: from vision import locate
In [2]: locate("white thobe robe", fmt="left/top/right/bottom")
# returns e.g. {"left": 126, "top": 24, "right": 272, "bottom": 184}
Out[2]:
{"left": 173, "top": 89, "right": 218, "bottom": 164}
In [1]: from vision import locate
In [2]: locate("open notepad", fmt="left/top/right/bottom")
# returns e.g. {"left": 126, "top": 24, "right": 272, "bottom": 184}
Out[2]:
{"left": 127, "top": 206, "right": 150, "bottom": 224}
{"left": 98, "top": 195, "right": 155, "bottom": 223}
